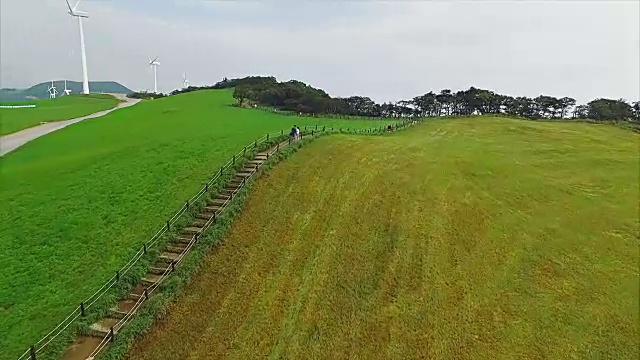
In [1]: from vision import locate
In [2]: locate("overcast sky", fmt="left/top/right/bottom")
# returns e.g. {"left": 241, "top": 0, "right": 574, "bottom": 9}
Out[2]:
{"left": 1, "top": 0, "right": 638, "bottom": 104}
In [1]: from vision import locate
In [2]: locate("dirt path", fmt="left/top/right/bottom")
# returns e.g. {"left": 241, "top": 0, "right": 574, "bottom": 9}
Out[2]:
{"left": 0, "top": 94, "right": 140, "bottom": 156}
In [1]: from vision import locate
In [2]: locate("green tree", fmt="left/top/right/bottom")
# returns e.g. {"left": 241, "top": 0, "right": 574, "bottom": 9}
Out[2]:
{"left": 587, "top": 98, "right": 634, "bottom": 121}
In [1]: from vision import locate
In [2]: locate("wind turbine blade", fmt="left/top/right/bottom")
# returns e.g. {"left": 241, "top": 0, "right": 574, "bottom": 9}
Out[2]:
{"left": 65, "top": 0, "right": 73, "bottom": 12}
{"left": 152, "top": 56, "right": 159, "bottom": 63}
{"left": 148, "top": 55, "right": 152, "bottom": 63}
{"left": 73, "top": 0, "right": 82, "bottom": 11}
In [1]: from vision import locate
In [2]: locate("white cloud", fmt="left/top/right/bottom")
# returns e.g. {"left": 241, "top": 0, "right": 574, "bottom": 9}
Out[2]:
{"left": 1, "top": 0, "right": 638, "bottom": 103}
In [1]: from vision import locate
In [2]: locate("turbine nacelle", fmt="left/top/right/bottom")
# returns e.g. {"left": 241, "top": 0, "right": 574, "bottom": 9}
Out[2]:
{"left": 66, "top": 0, "right": 89, "bottom": 18}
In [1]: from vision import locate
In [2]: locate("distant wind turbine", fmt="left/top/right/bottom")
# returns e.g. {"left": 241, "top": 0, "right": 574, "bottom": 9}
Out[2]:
{"left": 183, "top": 72, "right": 190, "bottom": 89}
{"left": 65, "top": 0, "right": 90, "bottom": 94}
{"left": 48, "top": 81, "right": 59, "bottom": 99}
{"left": 63, "top": 80, "right": 72, "bottom": 96}
{"left": 149, "top": 56, "right": 161, "bottom": 93}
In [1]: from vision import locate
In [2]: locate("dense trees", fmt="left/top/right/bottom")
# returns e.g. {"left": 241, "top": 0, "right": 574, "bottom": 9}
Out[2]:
{"left": 158, "top": 76, "right": 638, "bottom": 123}
{"left": 231, "top": 77, "right": 637, "bottom": 122}
{"left": 127, "top": 91, "right": 167, "bottom": 99}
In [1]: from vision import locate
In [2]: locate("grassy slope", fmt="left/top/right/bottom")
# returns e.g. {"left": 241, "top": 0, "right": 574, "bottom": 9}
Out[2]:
{"left": 0, "top": 89, "right": 387, "bottom": 359}
{"left": 127, "top": 118, "right": 638, "bottom": 359}
{"left": 0, "top": 94, "right": 121, "bottom": 135}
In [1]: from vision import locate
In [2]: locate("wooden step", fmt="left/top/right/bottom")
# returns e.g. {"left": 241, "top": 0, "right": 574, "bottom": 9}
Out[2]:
{"left": 108, "top": 299, "right": 138, "bottom": 319}
{"left": 247, "top": 160, "right": 263, "bottom": 165}
{"left": 209, "top": 198, "right": 229, "bottom": 206}
{"left": 89, "top": 317, "right": 121, "bottom": 337}
{"left": 192, "top": 218, "right": 208, "bottom": 227}
{"left": 235, "top": 172, "right": 253, "bottom": 179}
{"left": 141, "top": 273, "right": 162, "bottom": 286}
{"left": 182, "top": 227, "right": 201, "bottom": 236}
{"left": 203, "top": 206, "right": 221, "bottom": 213}
{"left": 128, "top": 284, "right": 146, "bottom": 301}
{"left": 196, "top": 213, "right": 213, "bottom": 221}
{"left": 176, "top": 236, "right": 193, "bottom": 245}
{"left": 165, "top": 245, "right": 187, "bottom": 254}
{"left": 159, "top": 252, "right": 181, "bottom": 263}
{"left": 220, "top": 188, "right": 236, "bottom": 196}
{"left": 149, "top": 266, "right": 170, "bottom": 275}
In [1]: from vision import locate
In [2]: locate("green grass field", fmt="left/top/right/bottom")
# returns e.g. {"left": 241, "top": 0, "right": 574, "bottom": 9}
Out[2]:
{"left": 126, "top": 118, "right": 638, "bottom": 359}
{"left": 0, "top": 94, "right": 121, "bottom": 135}
{"left": 0, "top": 90, "right": 388, "bottom": 359}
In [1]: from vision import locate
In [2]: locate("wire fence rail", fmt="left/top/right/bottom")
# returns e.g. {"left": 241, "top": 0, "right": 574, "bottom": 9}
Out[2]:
{"left": 17, "top": 119, "right": 418, "bottom": 360}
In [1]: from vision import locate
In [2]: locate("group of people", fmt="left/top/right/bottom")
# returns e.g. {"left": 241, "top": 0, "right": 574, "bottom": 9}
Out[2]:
{"left": 290, "top": 125, "right": 302, "bottom": 141}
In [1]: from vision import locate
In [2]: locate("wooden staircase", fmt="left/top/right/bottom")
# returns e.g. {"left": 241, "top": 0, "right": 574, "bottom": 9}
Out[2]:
{"left": 61, "top": 141, "right": 288, "bottom": 360}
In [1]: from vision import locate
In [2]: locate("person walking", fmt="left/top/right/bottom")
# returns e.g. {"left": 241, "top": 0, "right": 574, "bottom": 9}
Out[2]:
{"left": 295, "top": 126, "right": 301, "bottom": 141}
{"left": 290, "top": 125, "right": 297, "bottom": 141}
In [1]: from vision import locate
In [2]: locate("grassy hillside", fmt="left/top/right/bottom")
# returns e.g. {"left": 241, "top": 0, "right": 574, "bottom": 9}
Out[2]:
{"left": 0, "top": 94, "right": 121, "bottom": 135}
{"left": 127, "top": 118, "right": 638, "bottom": 359}
{"left": 0, "top": 89, "right": 388, "bottom": 359}
{"left": 0, "top": 81, "right": 132, "bottom": 102}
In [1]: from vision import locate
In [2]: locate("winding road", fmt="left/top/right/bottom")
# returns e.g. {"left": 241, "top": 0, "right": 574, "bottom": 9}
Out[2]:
{"left": 0, "top": 94, "right": 141, "bottom": 156}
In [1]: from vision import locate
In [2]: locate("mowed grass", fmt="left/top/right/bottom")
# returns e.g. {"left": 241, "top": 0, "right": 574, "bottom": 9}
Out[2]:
{"left": 0, "top": 94, "right": 121, "bottom": 135}
{"left": 0, "top": 89, "right": 387, "bottom": 359}
{"left": 127, "top": 118, "right": 638, "bottom": 360}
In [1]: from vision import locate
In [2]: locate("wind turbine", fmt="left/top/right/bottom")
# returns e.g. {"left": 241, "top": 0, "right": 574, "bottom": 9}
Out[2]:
{"left": 48, "top": 81, "right": 59, "bottom": 99}
{"left": 182, "top": 72, "right": 189, "bottom": 89}
{"left": 63, "top": 80, "right": 72, "bottom": 96}
{"left": 65, "top": 0, "right": 90, "bottom": 94}
{"left": 149, "top": 56, "right": 161, "bottom": 93}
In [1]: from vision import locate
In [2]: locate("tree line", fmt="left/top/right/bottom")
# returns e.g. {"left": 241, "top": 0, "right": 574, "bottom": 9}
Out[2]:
{"left": 226, "top": 76, "right": 638, "bottom": 122}
{"left": 133, "top": 76, "right": 640, "bottom": 123}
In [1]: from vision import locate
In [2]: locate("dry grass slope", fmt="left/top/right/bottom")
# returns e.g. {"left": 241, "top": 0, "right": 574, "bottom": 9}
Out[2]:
{"left": 127, "top": 118, "right": 639, "bottom": 360}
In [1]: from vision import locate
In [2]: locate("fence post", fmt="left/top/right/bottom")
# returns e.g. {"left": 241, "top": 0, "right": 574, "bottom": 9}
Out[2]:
{"left": 232, "top": 155, "right": 235, "bottom": 165}
{"left": 185, "top": 200, "right": 189, "bottom": 209}
{"left": 243, "top": 147, "right": 246, "bottom": 156}
{"left": 144, "top": 288, "right": 149, "bottom": 300}
{"left": 109, "top": 327, "right": 115, "bottom": 342}
{"left": 281, "top": 129, "right": 283, "bottom": 135}
{"left": 166, "top": 220, "right": 170, "bottom": 231}
{"left": 213, "top": 213, "right": 217, "bottom": 223}
{"left": 205, "top": 183, "right": 208, "bottom": 192}
{"left": 254, "top": 140, "right": 257, "bottom": 148}
{"left": 312, "top": 130, "right": 314, "bottom": 136}
{"left": 143, "top": 244, "right": 147, "bottom": 254}
{"left": 116, "top": 270, "right": 120, "bottom": 282}
{"left": 288, "top": 138, "right": 291, "bottom": 145}
{"left": 80, "top": 302, "right": 86, "bottom": 317}
{"left": 267, "top": 133, "right": 269, "bottom": 141}
{"left": 171, "top": 261, "right": 176, "bottom": 272}
{"left": 30, "top": 346, "right": 36, "bottom": 360}
{"left": 276, "top": 143, "right": 280, "bottom": 152}
{"left": 315, "top": 124, "right": 318, "bottom": 130}
{"left": 219, "top": 167, "right": 223, "bottom": 177}
{"left": 305, "top": 126, "right": 307, "bottom": 131}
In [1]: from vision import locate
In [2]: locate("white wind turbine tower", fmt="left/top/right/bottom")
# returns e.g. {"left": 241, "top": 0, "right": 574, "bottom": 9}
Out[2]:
{"left": 48, "top": 81, "right": 59, "bottom": 99}
{"left": 149, "top": 56, "right": 161, "bottom": 93}
{"left": 63, "top": 80, "right": 72, "bottom": 96}
{"left": 183, "top": 72, "right": 190, "bottom": 88}
{"left": 65, "top": 0, "right": 90, "bottom": 94}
